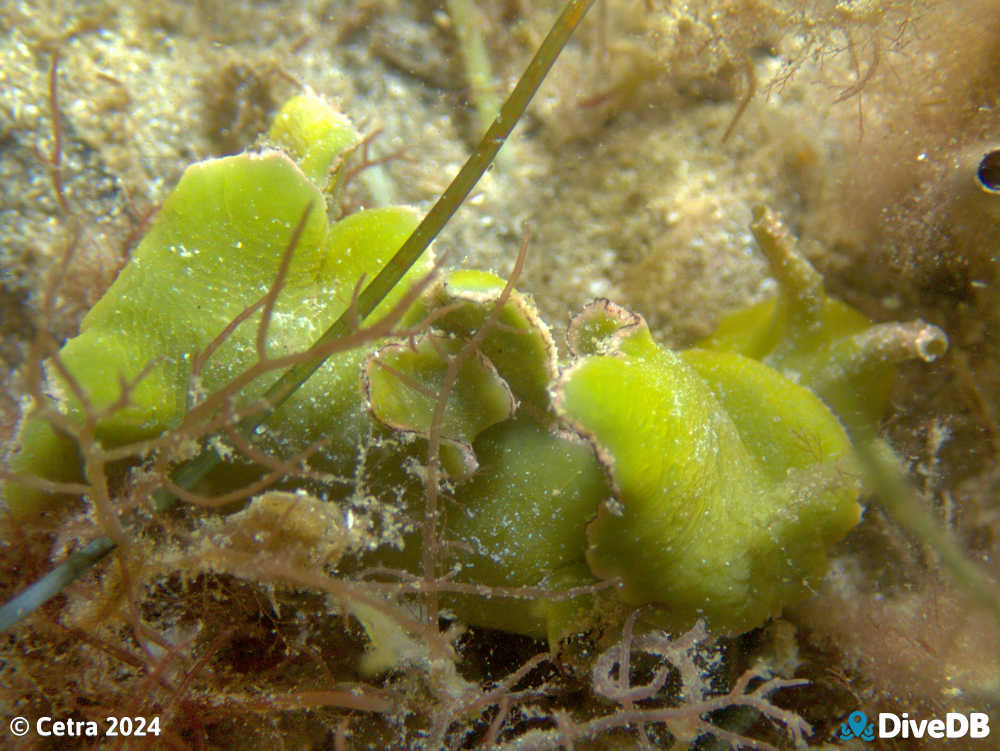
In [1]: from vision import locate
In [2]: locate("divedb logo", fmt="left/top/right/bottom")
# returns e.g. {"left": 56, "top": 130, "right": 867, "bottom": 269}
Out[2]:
{"left": 838, "top": 710, "right": 991, "bottom": 742}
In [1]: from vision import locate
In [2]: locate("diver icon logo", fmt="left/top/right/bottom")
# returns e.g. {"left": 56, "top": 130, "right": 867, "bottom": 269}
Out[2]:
{"left": 839, "top": 710, "right": 875, "bottom": 742}
{"left": 837, "top": 709, "right": 990, "bottom": 741}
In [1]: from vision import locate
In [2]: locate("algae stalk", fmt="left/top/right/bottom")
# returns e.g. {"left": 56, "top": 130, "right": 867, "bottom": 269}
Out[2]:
{"left": 447, "top": 0, "right": 510, "bottom": 169}
{"left": 857, "top": 437, "right": 1000, "bottom": 622}
{"left": 0, "top": 537, "right": 115, "bottom": 633}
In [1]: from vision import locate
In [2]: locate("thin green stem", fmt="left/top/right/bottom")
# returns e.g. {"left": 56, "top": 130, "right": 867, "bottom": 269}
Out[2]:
{"left": 858, "top": 438, "right": 1000, "bottom": 621}
{"left": 447, "top": 0, "right": 510, "bottom": 168}
{"left": 0, "top": 537, "right": 115, "bottom": 632}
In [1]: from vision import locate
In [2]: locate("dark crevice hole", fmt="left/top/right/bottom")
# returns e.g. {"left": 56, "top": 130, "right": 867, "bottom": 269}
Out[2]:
{"left": 977, "top": 148, "right": 1000, "bottom": 192}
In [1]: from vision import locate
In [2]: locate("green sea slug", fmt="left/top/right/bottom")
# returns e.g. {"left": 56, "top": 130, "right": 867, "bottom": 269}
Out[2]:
{"left": 358, "top": 222, "right": 944, "bottom": 640}
{"left": 3, "top": 94, "right": 948, "bottom": 646}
